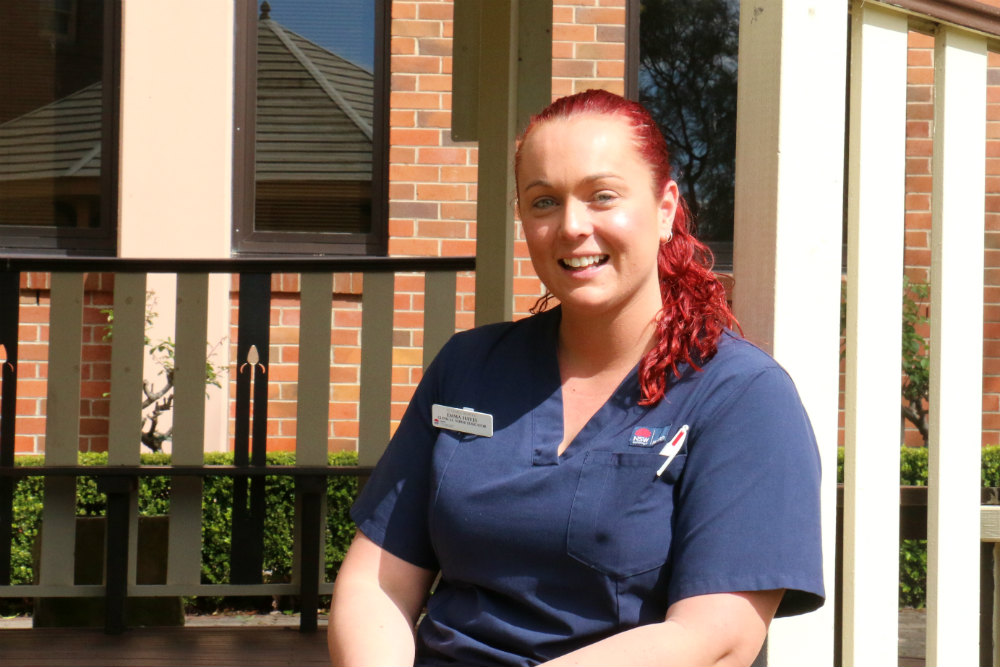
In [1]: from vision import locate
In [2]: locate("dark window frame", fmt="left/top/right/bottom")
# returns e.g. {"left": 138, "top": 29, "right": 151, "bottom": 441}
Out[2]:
{"left": 0, "top": 0, "right": 121, "bottom": 256}
{"left": 232, "top": 0, "right": 390, "bottom": 257}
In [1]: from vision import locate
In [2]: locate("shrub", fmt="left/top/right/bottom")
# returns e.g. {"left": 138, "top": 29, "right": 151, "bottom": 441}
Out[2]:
{"left": 838, "top": 445, "right": 1000, "bottom": 608}
{"left": 9, "top": 451, "right": 359, "bottom": 612}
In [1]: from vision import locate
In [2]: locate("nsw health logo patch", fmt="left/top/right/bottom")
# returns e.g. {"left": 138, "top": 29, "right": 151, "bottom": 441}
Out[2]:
{"left": 629, "top": 425, "right": 670, "bottom": 448}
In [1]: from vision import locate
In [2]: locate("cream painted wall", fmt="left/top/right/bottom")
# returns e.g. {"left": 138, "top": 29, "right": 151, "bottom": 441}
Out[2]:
{"left": 119, "top": 0, "right": 235, "bottom": 452}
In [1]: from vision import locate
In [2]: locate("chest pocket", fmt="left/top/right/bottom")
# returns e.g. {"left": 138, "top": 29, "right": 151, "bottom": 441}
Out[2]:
{"left": 567, "top": 450, "right": 684, "bottom": 578}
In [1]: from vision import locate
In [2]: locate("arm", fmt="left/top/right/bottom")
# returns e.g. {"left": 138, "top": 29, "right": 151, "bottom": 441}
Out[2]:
{"left": 543, "top": 589, "right": 783, "bottom": 667}
{"left": 328, "top": 531, "right": 438, "bottom": 667}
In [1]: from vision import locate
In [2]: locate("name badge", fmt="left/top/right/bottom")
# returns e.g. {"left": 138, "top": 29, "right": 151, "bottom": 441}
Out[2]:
{"left": 432, "top": 404, "right": 494, "bottom": 437}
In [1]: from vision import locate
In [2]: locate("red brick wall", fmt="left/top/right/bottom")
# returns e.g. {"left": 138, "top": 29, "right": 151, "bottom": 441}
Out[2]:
{"left": 896, "top": 31, "right": 1000, "bottom": 447}
{"left": 13, "top": 273, "right": 113, "bottom": 454}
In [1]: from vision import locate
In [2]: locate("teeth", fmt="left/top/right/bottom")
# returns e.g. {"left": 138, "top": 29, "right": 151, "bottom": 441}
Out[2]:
{"left": 563, "top": 255, "right": 606, "bottom": 269}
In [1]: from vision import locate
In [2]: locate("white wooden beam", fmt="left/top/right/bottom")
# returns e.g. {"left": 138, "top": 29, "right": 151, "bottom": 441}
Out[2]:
{"left": 733, "top": 1, "right": 847, "bottom": 664}
{"left": 841, "top": 3, "right": 908, "bottom": 664}
{"left": 926, "top": 24, "right": 987, "bottom": 667}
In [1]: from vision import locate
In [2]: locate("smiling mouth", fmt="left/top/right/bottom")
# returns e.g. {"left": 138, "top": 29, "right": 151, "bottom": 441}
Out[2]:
{"left": 559, "top": 254, "right": 609, "bottom": 270}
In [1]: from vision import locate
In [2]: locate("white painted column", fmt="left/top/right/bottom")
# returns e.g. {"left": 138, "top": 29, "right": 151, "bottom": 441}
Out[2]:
{"left": 118, "top": 1, "right": 233, "bottom": 453}
{"left": 841, "top": 4, "right": 908, "bottom": 665}
{"left": 926, "top": 24, "right": 987, "bottom": 667}
{"left": 733, "top": 2, "right": 847, "bottom": 664}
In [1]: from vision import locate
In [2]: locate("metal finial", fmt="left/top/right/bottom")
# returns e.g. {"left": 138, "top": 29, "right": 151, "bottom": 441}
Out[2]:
{"left": 260, "top": 1, "right": 271, "bottom": 20}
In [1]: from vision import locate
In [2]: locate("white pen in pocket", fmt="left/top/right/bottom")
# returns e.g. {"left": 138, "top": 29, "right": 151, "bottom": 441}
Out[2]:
{"left": 655, "top": 424, "right": 688, "bottom": 478}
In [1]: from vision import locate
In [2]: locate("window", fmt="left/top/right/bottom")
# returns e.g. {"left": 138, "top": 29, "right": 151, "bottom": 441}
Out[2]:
{"left": 0, "top": 0, "right": 120, "bottom": 255}
{"left": 233, "top": 0, "right": 390, "bottom": 255}
{"left": 629, "top": 0, "right": 738, "bottom": 269}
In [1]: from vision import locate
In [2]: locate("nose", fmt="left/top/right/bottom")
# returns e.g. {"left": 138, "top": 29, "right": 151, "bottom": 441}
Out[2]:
{"left": 559, "top": 199, "right": 592, "bottom": 240}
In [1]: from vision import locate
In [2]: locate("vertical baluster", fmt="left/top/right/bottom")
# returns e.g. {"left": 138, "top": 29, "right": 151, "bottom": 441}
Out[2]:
{"left": 295, "top": 272, "right": 333, "bottom": 631}
{"left": 105, "top": 271, "right": 147, "bottom": 632}
{"left": 232, "top": 273, "right": 270, "bottom": 585}
{"left": 422, "top": 271, "right": 457, "bottom": 369}
{"left": 296, "top": 273, "right": 333, "bottom": 467}
{"left": 168, "top": 273, "right": 210, "bottom": 586}
{"left": 357, "top": 272, "right": 393, "bottom": 468}
{"left": 38, "top": 273, "right": 86, "bottom": 589}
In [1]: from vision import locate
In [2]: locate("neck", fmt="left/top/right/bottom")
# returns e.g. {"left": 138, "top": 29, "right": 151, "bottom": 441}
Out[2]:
{"left": 557, "top": 299, "right": 661, "bottom": 379}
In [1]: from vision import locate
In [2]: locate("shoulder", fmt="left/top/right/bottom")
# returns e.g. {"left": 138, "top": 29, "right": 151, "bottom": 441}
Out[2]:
{"left": 672, "top": 331, "right": 804, "bottom": 414}
{"left": 436, "top": 308, "right": 558, "bottom": 363}
{"left": 422, "top": 308, "right": 558, "bottom": 398}
{"left": 707, "top": 331, "right": 785, "bottom": 376}
{"left": 694, "top": 331, "right": 791, "bottom": 386}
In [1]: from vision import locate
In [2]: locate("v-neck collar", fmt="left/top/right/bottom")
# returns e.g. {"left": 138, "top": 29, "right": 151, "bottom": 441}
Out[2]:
{"left": 529, "top": 307, "right": 642, "bottom": 466}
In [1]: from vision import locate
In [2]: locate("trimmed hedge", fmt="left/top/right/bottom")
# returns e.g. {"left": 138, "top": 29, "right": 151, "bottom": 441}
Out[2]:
{"left": 8, "top": 451, "right": 359, "bottom": 604}
{"left": 837, "top": 445, "right": 1000, "bottom": 608}
{"left": 8, "top": 446, "right": 1000, "bottom": 611}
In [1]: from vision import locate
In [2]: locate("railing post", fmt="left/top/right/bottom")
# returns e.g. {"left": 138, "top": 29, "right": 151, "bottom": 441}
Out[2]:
{"left": 100, "top": 475, "right": 138, "bottom": 634}
{"left": 926, "top": 24, "right": 987, "bottom": 666}
{"left": 296, "top": 475, "right": 325, "bottom": 633}
{"left": 733, "top": 1, "right": 847, "bottom": 663}
{"left": 842, "top": 3, "right": 908, "bottom": 664}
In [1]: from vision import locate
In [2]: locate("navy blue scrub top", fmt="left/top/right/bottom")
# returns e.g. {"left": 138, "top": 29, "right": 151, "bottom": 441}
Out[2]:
{"left": 352, "top": 307, "right": 825, "bottom": 666}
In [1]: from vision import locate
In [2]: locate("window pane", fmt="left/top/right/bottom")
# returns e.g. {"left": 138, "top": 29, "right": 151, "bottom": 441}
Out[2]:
{"left": 254, "top": 0, "right": 375, "bottom": 235}
{"left": 0, "top": 0, "right": 105, "bottom": 230}
{"left": 638, "top": 0, "right": 738, "bottom": 265}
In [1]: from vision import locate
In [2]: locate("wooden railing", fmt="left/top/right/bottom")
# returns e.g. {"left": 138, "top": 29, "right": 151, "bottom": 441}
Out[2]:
{"left": 0, "top": 255, "right": 474, "bottom": 633}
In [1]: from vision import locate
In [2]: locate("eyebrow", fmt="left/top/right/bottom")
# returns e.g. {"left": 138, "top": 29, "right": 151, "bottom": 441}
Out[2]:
{"left": 522, "top": 173, "right": 622, "bottom": 192}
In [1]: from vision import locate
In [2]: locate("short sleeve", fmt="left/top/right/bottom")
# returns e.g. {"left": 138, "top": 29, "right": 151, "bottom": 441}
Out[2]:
{"left": 349, "top": 342, "right": 450, "bottom": 572}
{"left": 667, "top": 365, "right": 825, "bottom": 617}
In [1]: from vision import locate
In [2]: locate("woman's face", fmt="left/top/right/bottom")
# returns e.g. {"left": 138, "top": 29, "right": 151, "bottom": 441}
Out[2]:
{"left": 516, "top": 113, "right": 678, "bottom": 319}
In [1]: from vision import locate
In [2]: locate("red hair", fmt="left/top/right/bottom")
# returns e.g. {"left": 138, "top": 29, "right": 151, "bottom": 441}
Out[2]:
{"left": 515, "top": 89, "right": 738, "bottom": 405}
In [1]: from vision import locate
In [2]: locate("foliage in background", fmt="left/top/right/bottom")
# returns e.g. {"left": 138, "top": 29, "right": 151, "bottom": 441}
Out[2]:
{"left": 638, "top": 0, "right": 738, "bottom": 241}
{"left": 839, "top": 278, "right": 932, "bottom": 447}
{"left": 102, "top": 292, "right": 226, "bottom": 452}
{"left": 837, "top": 445, "right": 1000, "bottom": 608}
{"left": 8, "top": 451, "right": 358, "bottom": 613}
{"left": 900, "top": 277, "right": 930, "bottom": 445}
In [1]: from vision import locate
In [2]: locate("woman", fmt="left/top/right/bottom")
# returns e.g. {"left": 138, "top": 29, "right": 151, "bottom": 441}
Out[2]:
{"left": 328, "top": 89, "right": 824, "bottom": 666}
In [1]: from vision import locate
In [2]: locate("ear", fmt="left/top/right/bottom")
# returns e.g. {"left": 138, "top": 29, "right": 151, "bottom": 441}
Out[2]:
{"left": 658, "top": 180, "right": 679, "bottom": 243}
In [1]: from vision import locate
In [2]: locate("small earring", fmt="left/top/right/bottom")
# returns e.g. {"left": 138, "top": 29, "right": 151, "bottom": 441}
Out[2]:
{"left": 661, "top": 230, "right": 672, "bottom": 243}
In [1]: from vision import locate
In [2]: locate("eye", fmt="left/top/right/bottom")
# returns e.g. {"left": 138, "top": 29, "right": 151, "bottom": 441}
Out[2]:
{"left": 531, "top": 196, "right": 558, "bottom": 211}
{"left": 593, "top": 190, "right": 617, "bottom": 205}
